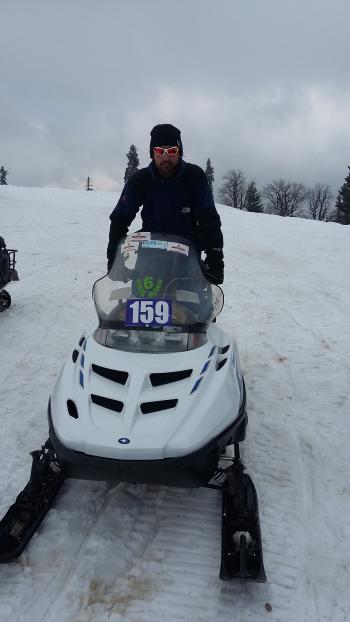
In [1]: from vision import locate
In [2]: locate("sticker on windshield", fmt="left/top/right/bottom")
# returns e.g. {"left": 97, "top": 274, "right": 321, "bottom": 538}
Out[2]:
{"left": 142, "top": 240, "right": 168, "bottom": 250}
{"left": 126, "top": 299, "right": 172, "bottom": 327}
{"left": 129, "top": 232, "right": 151, "bottom": 242}
{"left": 136, "top": 276, "right": 163, "bottom": 297}
{"left": 121, "top": 241, "right": 139, "bottom": 253}
{"left": 167, "top": 242, "right": 189, "bottom": 256}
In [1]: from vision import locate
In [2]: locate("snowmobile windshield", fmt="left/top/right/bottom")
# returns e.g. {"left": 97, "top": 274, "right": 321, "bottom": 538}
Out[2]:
{"left": 92, "top": 233, "right": 223, "bottom": 352}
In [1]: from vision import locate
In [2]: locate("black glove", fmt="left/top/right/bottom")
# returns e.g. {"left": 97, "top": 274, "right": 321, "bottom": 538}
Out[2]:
{"left": 202, "top": 248, "right": 224, "bottom": 284}
{"left": 202, "top": 263, "right": 224, "bottom": 285}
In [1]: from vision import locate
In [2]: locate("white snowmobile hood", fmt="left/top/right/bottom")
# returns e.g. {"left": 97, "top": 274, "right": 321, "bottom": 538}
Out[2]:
{"left": 50, "top": 324, "right": 244, "bottom": 461}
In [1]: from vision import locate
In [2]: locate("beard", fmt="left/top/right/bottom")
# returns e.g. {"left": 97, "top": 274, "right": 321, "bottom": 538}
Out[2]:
{"left": 157, "top": 159, "right": 178, "bottom": 178}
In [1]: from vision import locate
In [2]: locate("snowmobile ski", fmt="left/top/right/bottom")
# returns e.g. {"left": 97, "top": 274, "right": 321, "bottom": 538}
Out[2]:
{"left": 220, "top": 444, "right": 266, "bottom": 582}
{"left": 0, "top": 441, "right": 65, "bottom": 563}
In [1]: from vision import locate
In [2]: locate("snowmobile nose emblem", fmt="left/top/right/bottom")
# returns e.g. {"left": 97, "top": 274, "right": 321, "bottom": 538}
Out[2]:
{"left": 118, "top": 437, "right": 130, "bottom": 445}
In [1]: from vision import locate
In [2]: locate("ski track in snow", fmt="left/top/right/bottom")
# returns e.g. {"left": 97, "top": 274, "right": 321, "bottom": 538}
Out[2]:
{"left": 1, "top": 186, "right": 350, "bottom": 621}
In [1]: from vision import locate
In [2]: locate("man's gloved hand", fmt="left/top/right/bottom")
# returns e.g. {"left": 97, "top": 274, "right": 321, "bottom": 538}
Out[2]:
{"left": 202, "top": 263, "right": 224, "bottom": 285}
{"left": 202, "top": 248, "right": 224, "bottom": 285}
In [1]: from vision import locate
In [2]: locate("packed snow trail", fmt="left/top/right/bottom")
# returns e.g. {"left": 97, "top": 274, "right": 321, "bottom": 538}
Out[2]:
{"left": 0, "top": 185, "right": 350, "bottom": 621}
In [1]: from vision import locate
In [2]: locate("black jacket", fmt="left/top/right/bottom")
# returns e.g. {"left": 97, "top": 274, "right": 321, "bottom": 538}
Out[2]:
{"left": 107, "top": 160, "right": 224, "bottom": 282}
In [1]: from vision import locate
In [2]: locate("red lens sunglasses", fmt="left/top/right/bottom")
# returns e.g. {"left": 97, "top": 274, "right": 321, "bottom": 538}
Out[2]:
{"left": 153, "top": 146, "right": 179, "bottom": 156}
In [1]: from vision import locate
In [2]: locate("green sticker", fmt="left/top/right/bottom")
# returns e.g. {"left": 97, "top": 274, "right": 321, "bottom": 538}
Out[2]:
{"left": 136, "top": 276, "right": 163, "bottom": 298}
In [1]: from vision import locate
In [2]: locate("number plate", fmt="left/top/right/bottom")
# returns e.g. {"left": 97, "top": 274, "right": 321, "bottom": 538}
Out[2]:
{"left": 126, "top": 299, "right": 172, "bottom": 327}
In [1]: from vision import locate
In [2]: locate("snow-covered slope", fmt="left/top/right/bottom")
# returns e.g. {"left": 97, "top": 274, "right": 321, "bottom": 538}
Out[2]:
{"left": 0, "top": 185, "right": 349, "bottom": 622}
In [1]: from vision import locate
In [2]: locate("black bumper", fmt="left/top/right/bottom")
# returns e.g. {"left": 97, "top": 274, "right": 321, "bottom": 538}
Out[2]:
{"left": 48, "top": 393, "right": 247, "bottom": 488}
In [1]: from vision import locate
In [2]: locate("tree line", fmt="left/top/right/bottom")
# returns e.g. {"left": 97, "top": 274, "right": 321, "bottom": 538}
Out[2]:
{"left": 2, "top": 147, "right": 349, "bottom": 225}
{"left": 213, "top": 165, "right": 350, "bottom": 224}
{"left": 218, "top": 170, "right": 337, "bottom": 220}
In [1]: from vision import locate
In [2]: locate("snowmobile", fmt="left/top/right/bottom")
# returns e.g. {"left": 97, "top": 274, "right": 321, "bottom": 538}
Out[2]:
{"left": 0, "top": 232, "right": 266, "bottom": 582}
{"left": 0, "top": 236, "right": 19, "bottom": 311}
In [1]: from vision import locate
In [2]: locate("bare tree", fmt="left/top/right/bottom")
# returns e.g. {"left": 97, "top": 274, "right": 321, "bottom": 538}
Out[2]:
{"left": 307, "top": 184, "right": 334, "bottom": 221}
{"left": 262, "top": 179, "right": 306, "bottom": 217}
{"left": 86, "top": 176, "right": 93, "bottom": 191}
{"left": 218, "top": 169, "right": 247, "bottom": 209}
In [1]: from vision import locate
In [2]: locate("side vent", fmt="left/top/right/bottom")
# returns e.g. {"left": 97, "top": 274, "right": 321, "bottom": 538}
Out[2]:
{"left": 91, "top": 394, "right": 124, "bottom": 413}
{"left": 216, "top": 358, "right": 228, "bottom": 371}
{"left": 150, "top": 370, "right": 192, "bottom": 387}
{"left": 219, "top": 345, "right": 230, "bottom": 354}
{"left": 79, "top": 336, "right": 85, "bottom": 346}
{"left": 72, "top": 349, "right": 79, "bottom": 363}
{"left": 92, "top": 364, "right": 128, "bottom": 385}
{"left": 140, "top": 399, "right": 178, "bottom": 414}
{"left": 67, "top": 399, "right": 79, "bottom": 419}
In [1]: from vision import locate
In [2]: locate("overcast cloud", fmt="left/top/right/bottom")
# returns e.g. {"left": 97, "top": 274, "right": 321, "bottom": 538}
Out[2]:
{"left": 1, "top": 0, "right": 350, "bottom": 196}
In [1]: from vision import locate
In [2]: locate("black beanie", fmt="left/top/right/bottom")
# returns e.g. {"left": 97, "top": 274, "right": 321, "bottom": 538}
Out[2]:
{"left": 150, "top": 124, "right": 183, "bottom": 158}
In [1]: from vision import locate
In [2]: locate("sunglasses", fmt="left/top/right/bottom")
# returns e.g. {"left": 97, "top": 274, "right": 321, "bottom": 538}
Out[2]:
{"left": 153, "top": 146, "right": 179, "bottom": 156}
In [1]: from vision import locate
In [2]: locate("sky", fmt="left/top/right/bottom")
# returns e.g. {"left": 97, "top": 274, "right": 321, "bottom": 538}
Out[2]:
{"left": 1, "top": 0, "right": 350, "bottom": 196}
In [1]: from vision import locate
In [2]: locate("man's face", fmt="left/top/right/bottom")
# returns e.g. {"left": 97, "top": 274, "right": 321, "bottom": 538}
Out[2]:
{"left": 153, "top": 146, "right": 180, "bottom": 178}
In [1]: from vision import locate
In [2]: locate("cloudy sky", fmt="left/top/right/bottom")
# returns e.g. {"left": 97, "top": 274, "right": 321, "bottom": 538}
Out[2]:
{"left": 1, "top": 0, "right": 350, "bottom": 196}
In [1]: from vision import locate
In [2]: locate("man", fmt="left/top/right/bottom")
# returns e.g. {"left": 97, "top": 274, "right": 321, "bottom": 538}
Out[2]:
{"left": 107, "top": 124, "right": 224, "bottom": 284}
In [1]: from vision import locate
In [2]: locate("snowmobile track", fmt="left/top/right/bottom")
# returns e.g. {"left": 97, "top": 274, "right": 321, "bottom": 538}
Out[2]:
{"left": 0, "top": 395, "right": 311, "bottom": 622}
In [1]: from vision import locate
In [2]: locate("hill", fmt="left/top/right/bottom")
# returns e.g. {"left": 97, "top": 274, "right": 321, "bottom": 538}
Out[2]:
{"left": 0, "top": 185, "right": 349, "bottom": 621}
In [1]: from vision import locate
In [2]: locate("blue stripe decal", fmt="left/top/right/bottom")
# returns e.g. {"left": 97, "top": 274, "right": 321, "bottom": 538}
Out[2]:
{"left": 190, "top": 377, "right": 203, "bottom": 394}
{"left": 79, "top": 370, "right": 84, "bottom": 389}
{"left": 200, "top": 360, "right": 210, "bottom": 375}
{"left": 208, "top": 346, "right": 216, "bottom": 358}
{"left": 81, "top": 354, "right": 85, "bottom": 369}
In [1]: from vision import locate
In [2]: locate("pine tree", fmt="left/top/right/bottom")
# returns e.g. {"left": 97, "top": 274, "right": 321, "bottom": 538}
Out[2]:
{"left": 86, "top": 176, "right": 93, "bottom": 191}
{"left": 0, "top": 166, "right": 8, "bottom": 185}
{"left": 205, "top": 158, "right": 214, "bottom": 193}
{"left": 124, "top": 145, "right": 139, "bottom": 183}
{"left": 335, "top": 166, "right": 350, "bottom": 224}
{"left": 245, "top": 181, "right": 264, "bottom": 212}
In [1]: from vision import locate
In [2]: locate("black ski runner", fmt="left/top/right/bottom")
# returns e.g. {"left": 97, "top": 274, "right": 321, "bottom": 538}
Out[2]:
{"left": 0, "top": 441, "right": 65, "bottom": 563}
{"left": 219, "top": 444, "right": 266, "bottom": 582}
{"left": 0, "top": 439, "right": 266, "bottom": 578}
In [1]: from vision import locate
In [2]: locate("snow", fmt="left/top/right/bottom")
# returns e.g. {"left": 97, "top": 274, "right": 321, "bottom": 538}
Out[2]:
{"left": 1, "top": 184, "right": 350, "bottom": 621}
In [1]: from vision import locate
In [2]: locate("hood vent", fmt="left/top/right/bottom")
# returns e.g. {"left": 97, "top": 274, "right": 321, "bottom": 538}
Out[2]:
{"left": 140, "top": 399, "right": 178, "bottom": 414}
{"left": 92, "top": 364, "right": 128, "bottom": 385}
{"left": 91, "top": 394, "right": 124, "bottom": 413}
{"left": 150, "top": 370, "right": 192, "bottom": 387}
{"left": 219, "top": 345, "right": 230, "bottom": 354}
{"left": 216, "top": 358, "right": 228, "bottom": 371}
{"left": 67, "top": 399, "right": 79, "bottom": 419}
